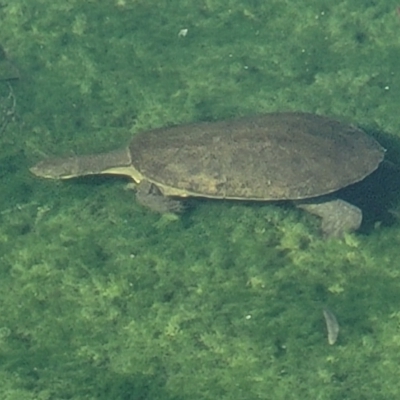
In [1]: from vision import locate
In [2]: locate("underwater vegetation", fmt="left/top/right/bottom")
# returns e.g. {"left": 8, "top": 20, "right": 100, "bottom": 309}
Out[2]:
{"left": 1, "top": 0, "right": 400, "bottom": 399}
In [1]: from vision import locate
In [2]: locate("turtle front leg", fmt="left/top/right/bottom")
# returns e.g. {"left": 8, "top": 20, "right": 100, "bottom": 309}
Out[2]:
{"left": 135, "top": 180, "right": 183, "bottom": 213}
{"left": 295, "top": 198, "right": 362, "bottom": 238}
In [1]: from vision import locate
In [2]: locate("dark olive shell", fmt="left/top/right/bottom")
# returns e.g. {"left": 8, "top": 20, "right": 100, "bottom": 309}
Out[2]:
{"left": 129, "top": 112, "right": 384, "bottom": 200}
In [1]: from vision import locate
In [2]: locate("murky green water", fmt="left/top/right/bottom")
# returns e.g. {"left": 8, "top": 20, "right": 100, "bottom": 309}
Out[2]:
{"left": 1, "top": 1, "right": 400, "bottom": 399}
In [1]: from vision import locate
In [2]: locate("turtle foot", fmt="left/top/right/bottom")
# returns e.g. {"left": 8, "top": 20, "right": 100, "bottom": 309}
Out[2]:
{"left": 135, "top": 180, "right": 183, "bottom": 214}
{"left": 296, "top": 198, "right": 362, "bottom": 238}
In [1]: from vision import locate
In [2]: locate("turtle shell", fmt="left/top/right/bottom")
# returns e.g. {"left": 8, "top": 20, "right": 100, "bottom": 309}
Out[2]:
{"left": 129, "top": 112, "right": 385, "bottom": 200}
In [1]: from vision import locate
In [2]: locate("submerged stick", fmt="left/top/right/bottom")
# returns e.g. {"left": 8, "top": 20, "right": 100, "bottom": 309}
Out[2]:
{"left": 323, "top": 308, "right": 339, "bottom": 345}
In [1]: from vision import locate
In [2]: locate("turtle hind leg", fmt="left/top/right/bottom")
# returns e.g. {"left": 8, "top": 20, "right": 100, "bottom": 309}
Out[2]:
{"left": 296, "top": 198, "right": 362, "bottom": 238}
{"left": 135, "top": 180, "right": 183, "bottom": 214}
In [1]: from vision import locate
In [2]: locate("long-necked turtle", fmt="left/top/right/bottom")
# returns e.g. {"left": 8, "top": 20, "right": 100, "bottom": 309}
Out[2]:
{"left": 30, "top": 112, "right": 385, "bottom": 237}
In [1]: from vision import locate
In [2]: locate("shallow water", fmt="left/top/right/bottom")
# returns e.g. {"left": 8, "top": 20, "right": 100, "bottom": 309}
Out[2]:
{"left": 1, "top": 1, "right": 400, "bottom": 399}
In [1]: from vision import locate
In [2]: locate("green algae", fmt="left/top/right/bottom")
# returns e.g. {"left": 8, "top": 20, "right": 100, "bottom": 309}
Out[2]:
{"left": 1, "top": 0, "right": 400, "bottom": 399}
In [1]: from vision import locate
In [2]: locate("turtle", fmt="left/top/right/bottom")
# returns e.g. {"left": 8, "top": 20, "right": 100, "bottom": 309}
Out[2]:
{"left": 30, "top": 112, "right": 385, "bottom": 237}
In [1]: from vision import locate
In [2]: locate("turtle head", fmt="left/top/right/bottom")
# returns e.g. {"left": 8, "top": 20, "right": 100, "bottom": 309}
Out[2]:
{"left": 30, "top": 156, "right": 80, "bottom": 179}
